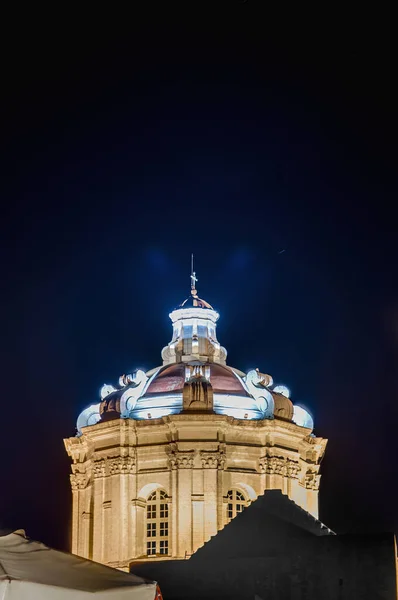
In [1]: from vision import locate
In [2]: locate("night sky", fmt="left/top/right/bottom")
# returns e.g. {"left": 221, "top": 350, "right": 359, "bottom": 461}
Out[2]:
{"left": 1, "top": 15, "right": 397, "bottom": 550}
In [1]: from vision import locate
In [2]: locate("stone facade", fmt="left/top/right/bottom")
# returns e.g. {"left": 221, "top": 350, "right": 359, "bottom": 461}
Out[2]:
{"left": 64, "top": 413, "right": 326, "bottom": 569}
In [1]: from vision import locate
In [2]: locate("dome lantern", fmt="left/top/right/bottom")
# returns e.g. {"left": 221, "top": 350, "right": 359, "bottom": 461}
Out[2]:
{"left": 161, "top": 256, "right": 227, "bottom": 365}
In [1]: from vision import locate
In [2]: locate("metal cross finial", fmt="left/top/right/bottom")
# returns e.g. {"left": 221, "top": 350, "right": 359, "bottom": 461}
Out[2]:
{"left": 190, "top": 253, "right": 198, "bottom": 290}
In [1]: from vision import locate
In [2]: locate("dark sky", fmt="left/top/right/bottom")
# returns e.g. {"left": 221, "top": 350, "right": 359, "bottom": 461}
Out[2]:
{"left": 1, "top": 14, "right": 397, "bottom": 550}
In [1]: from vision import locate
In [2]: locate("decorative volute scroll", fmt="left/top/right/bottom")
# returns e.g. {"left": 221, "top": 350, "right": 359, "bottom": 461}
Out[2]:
{"left": 244, "top": 369, "right": 275, "bottom": 418}
{"left": 119, "top": 370, "right": 148, "bottom": 417}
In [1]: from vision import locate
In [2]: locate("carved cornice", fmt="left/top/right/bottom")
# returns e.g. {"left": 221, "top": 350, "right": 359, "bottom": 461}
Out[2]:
{"left": 64, "top": 436, "right": 94, "bottom": 463}
{"left": 300, "top": 436, "right": 328, "bottom": 464}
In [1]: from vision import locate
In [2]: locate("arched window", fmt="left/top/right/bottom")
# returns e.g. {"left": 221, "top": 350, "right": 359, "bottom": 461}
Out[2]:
{"left": 226, "top": 489, "right": 249, "bottom": 522}
{"left": 146, "top": 489, "right": 169, "bottom": 556}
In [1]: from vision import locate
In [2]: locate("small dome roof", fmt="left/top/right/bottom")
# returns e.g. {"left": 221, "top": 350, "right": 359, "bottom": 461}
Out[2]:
{"left": 272, "top": 391, "right": 294, "bottom": 420}
{"left": 144, "top": 363, "right": 248, "bottom": 397}
{"left": 177, "top": 291, "right": 213, "bottom": 310}
{"left": 100, "top": 391, "right": 121, "bottom": 421}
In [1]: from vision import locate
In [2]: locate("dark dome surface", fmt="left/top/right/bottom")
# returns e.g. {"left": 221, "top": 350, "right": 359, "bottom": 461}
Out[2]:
{"left": 100, "top": 391, "right": 121, "bottom": 420}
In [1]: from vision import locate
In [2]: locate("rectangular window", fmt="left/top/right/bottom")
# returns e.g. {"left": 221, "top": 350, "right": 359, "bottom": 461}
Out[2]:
{"left": 147, "top": 541, "right": 156, "bottom": 556}
{"left": 147, "top": 523, "right": 156, "bottom": 537}
{"left": 147, "top": 505, "right": 156, "bottom": 519}
{"left": 160, "top": 503, "right": 168, "bottom": 518}
{"left": 160, "top": 522, "right": 168, "bottom": 537}
{"left": 159, "top": 540, "right": 168, "bottom": 555}
{"left": 228, "top": 503, "right": 233, "bottom": 518}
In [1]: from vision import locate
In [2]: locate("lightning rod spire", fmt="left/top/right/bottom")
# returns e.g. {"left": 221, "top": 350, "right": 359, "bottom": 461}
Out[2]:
{"left": 190, "top": 253, "right": 198, "bottom": 295}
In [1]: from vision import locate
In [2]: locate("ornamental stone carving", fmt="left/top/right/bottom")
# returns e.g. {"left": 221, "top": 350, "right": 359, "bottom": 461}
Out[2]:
{"left": 200, "top": 450, "right": 226, "bottom": 469}
{"left": 268, "top": 457, "right": 287, "bottom": 475}
{"left": 258, "top": 456, "right": 300, "bottom": 478}
{"left": 108, "top": 456, "right": 136, "bottom": 475}
{"left": 70, "top": 472, "right": 89, "bottom": 490}
{"left": 286, "top": 459, "right": 300, "bottom": 479}
{"left": 304, "top": 471, "right": 320, "bottom": 490}
{"left": 258, "top": 456, "right": 285, "bottom": 474}
{"left": 258, "top": 457, "right": 267, "bottom": 473}
{"left": 167, "top": 449, "right": 194, "bottom": 469}
{"left": 92, "top": 459, "right": 106, "bottom": 478}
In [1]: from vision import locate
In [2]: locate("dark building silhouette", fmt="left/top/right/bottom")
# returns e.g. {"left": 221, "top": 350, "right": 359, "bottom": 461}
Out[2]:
{"left": 131, "top": 490, "right": 398, "bottom": 599}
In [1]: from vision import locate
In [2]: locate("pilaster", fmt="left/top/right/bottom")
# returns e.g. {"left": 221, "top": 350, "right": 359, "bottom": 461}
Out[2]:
{"left": 200, "top": 450, "right": 222, "bottom": 544}
{"left": 92, "top": 460, "right": 105, "bottom": 562}
{"left": 170, "top": 449, "right": 194, "bottom": 557}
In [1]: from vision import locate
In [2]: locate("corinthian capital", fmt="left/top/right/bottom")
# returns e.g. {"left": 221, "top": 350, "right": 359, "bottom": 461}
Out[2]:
{"left": 304, "top": 470, "right": 320, "bottom": 490}
{"left": 200, "top": 450, "right": 225, "bottom": 469}
{"left": 92, "top": 459, "right": 106, "bottom": 478}
{"left": 108, "top": 456, "right": 136, "bottom": 475}
{"left": 70, "top": 472, "right": 89, "bottom": 490}
{"left": 167, "top": 448, "right": 194, "bottom": 469}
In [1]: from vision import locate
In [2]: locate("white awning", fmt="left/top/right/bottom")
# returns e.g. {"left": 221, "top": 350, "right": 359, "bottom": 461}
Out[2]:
{"left": 0, "top": 530, "right": 158, "bottom": 600}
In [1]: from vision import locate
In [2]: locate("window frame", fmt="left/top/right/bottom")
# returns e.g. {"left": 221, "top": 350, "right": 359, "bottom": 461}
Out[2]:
{"left": 226, "top": 488, "right": 250, "bottom": 522}
{"left": 146, "top": 489, "right": 170, "bottom": 557}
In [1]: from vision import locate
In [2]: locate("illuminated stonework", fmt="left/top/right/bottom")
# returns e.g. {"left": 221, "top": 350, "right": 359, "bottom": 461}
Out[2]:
{"left": 64, "top": 276, "right": 327, "bottom": 570}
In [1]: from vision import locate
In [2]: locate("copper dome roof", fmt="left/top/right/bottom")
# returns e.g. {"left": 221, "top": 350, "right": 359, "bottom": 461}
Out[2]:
{"left": 272, "top": 391, "right": 294, "bottom": 420}
{"left": 143, "top": 363, "right": 249, "bottom": 397}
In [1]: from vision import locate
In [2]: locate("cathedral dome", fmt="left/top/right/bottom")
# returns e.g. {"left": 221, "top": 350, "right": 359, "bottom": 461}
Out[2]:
{"left": 75, "top": 263, "right": 315, "bottom": 433}
{"left": 66, "top": 262, "right": 326, "bottom": 569}
{"left": 129, "top": 361, "right": 261, "bottom": 421}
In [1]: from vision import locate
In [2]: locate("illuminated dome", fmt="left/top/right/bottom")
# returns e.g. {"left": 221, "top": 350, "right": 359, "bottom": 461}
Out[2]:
{"left": 66, "top": 260, "right": 327, "bottom": 569}
{"left": 76, "top": 265, "right": 314, "bottom": 433}
{"left": 144, "top": 364, "right": 246, "bottom": 396}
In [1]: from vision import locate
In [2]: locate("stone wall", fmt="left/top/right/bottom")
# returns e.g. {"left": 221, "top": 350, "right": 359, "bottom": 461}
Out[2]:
{"left": 64, "top": 414, "right": 326, "bottom": 566}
